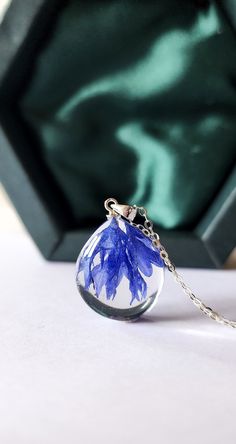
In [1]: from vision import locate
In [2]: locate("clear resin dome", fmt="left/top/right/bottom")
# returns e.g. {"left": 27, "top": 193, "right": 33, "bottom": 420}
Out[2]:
{"left": 76, "top": 216, "right": 164, "bottom": 321}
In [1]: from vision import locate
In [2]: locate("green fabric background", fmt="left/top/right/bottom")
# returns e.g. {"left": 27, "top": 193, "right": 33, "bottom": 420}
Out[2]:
{"left": 20, "top": 0, "right": 236, "bottom": 229}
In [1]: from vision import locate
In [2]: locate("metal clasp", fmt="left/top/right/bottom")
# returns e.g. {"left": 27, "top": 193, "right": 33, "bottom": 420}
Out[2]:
{"left": 104, "top": 198, "right": 137, "bottom": 221}
{"left": 111, "top": 203, "right": 137, "bottom": 221}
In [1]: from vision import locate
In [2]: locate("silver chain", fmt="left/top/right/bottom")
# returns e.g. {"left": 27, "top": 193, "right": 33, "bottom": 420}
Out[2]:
{"left": 131, "top": 206, "right": 236, "bottom": 329}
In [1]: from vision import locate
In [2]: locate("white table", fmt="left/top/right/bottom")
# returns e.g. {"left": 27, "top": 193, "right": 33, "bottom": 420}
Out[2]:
{"left": 0, "top": 231, "right": 236, "bottom": 444}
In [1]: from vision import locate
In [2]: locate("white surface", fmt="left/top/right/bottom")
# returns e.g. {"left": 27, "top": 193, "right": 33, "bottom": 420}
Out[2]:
{"left": 0, "top": 231, "right": 236, "bottom": 444}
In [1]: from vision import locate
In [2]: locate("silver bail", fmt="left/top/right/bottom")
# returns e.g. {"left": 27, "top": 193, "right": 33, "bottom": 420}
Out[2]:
{"left": 111, "top": 203, "right": 137, "bottom": 221}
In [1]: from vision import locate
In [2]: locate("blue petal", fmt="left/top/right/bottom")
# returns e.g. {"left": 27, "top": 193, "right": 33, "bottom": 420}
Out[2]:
{"left": 77, "top": 217, "right": 164, "bottom": 305}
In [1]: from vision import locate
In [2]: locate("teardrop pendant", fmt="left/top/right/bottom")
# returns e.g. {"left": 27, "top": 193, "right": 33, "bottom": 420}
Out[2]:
{"left": 76, "top": 213, "right": 164, "bottom": 321}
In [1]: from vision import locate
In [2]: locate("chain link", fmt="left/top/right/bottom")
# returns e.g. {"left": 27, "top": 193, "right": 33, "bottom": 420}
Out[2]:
{"left": 131, "top": 206, "right": 236, "bottom": 329}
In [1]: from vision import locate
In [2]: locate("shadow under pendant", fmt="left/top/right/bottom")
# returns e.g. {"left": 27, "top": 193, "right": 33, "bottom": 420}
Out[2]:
{"left": 76, "top": 215, "right": 164, "bottom": 321}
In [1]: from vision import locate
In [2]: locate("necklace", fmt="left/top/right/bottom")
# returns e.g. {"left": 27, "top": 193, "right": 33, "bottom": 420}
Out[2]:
{"left": 76, "top": 198, "right": 236, "bottom": 328}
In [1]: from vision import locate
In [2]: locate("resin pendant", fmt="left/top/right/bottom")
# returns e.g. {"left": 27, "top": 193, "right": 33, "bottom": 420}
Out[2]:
{"left": 76, "top": 215, "right": 164, "bottom": 321}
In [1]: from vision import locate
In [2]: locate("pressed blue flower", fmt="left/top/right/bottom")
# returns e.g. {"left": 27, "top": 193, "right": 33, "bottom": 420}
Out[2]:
{"left": 77, "top": 217, "right": 164, "bottom": 305}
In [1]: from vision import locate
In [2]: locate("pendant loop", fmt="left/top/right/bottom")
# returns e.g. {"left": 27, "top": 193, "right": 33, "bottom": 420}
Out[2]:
{"left": 104, "top": 198, "right": 118, "bottom": 216}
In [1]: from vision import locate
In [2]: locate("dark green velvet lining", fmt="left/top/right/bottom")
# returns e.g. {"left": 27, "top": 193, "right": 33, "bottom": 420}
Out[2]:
{"left": 20, "top": 1, "right": 236, "bottom": 229}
